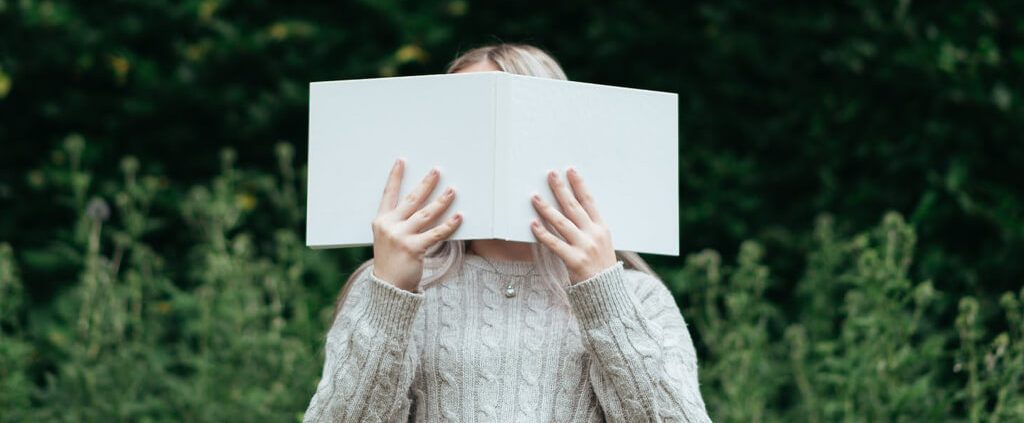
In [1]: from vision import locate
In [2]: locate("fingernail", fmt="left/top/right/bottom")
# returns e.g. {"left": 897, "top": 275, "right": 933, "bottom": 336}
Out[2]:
{"left": 548, "top": 170, "right": 556, "bottom": 178}
{"left": 568, "top": 166, "right": 576, "bottom": 175}
{"left": 445, "top": 187, "right": 454, "bottom": 196}
{"left": 431, "top": 167, "right": 439, "bottom": 176}
{"left": 532, "top": 194, "right": 540, "bottom": 201}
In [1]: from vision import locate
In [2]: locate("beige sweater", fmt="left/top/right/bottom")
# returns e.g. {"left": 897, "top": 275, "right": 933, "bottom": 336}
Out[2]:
{"left": 302, "top": 254, "right": 712, "bottom": 422}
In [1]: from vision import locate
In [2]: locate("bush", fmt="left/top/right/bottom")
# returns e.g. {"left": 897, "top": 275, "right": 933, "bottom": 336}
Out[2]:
{"left": 1, "top": 141, "right": 1020, "bottom": 421}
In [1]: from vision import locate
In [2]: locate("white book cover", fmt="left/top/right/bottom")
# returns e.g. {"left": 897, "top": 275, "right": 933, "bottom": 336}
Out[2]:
{"left": 307, "top": 71, "right": 679, "bottom": 255}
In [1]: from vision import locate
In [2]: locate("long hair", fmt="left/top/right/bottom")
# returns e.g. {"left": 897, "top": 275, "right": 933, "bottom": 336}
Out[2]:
{"left": 330, "top": 43, "right": 661, "bottom": 323}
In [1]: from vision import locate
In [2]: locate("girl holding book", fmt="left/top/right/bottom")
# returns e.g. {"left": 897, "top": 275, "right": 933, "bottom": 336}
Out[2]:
{"left": 303, "top": 43, "right": 712, "bottom": 423}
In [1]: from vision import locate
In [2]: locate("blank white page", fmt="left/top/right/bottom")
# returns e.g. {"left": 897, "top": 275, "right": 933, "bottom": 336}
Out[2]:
{"left": 497, "top": 74, "right": 679, "bottom": 255}
{"left": 306, "top": 72, "right": 499, "bottom": 248}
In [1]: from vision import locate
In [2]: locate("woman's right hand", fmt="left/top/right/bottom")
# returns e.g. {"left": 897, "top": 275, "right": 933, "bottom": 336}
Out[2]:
{"left": 371, "top": 158, "right": 462, "bottom": 292}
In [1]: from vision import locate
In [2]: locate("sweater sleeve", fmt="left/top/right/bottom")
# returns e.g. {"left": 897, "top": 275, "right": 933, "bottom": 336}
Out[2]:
{"left": 302, "top": 265, "right": 423, "bottom": 423}
{"left": 566, "top": 261, "right": 712, "bottom": 423}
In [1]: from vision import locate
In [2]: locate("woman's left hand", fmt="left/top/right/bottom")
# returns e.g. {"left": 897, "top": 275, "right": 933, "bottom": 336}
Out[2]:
{"left": 530, "top": 167, "right": 618, "bottom": 285}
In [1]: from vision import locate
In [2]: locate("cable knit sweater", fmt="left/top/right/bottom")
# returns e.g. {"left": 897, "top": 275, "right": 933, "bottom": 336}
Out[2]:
{"left": 302, "top": 253, "right": 712, "bottom": 422}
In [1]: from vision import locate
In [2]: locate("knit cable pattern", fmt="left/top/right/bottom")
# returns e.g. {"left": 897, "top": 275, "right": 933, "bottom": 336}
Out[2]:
{"left": 474, "top": 266, "right": 503, "bottom": 421}
{"left": 303, "top": 266, "right": 424, "bottom": 423}
{"left": 302, "top": 260, "right": 712, "bottom": 422}
{"left": 516, "top": 274, "right": 552, "bottom": 420}
{"left": 566, "top": 261, "right": 713, "bottom": 423}
{"left": 434, "top": 267, "right": 461, "bottom": 420}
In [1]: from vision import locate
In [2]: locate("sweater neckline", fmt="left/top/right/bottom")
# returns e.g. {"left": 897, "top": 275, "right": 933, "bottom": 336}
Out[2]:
{"left": 462, "top": 253, "right": 538, "bottom": 276}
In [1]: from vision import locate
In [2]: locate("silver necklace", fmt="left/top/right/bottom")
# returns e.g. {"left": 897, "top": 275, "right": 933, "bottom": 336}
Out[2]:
{"left": 476, "top": 254, "right": 537, "bottom": 298}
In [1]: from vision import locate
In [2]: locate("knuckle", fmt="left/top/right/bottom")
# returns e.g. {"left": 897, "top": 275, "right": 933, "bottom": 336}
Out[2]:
{"left": 373, "top": 218, "right": 393, "bottom": 235}
{"left": 397, "top": 240, "right": 418, "bottom": 255}
{"left": 434, "top": 229, "right": 448, "bottom": 241}
{"left": 382, "top": 228, "right": 400, "bottom": 243}
{"left": 416, "top": 209, "right": 433, "bottom": 221}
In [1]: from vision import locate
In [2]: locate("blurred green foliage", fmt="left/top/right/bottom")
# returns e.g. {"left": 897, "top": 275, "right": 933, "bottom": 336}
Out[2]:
{"left": 1, "top": 0, "right": 1022, "bottom": 421}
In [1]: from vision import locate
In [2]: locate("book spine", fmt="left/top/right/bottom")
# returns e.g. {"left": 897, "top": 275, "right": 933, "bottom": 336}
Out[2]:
{"left": 492, "top": 73, "right": 511, "bottom": 238}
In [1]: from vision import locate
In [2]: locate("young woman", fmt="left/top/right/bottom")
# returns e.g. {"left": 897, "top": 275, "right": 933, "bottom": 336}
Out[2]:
{"left": 303, "top": 43, "right": 712, "bottom": 423}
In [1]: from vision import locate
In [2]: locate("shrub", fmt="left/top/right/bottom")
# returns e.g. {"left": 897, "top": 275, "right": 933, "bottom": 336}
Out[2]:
{"left": 1, "top": 140, "right": 1020, "bottom": 422}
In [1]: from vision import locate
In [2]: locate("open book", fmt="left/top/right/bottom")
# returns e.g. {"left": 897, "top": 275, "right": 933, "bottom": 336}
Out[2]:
{"left": 307, "top": 71, "right": 678, "bottom": 255}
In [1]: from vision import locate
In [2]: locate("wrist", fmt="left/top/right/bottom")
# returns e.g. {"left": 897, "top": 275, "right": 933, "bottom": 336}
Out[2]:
{"left": 371, "top": 268, "right": 420, "bottom": 293}
{"left": 569, "top": 259, "right": 621, "bottom": 285}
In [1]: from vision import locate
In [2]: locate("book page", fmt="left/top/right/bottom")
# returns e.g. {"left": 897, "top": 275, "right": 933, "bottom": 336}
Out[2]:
{"left": 497, "top": 74, "right": 679, "bottom": 255}
{"left": 306, "top": 72, "right": 500, "bottom": 248}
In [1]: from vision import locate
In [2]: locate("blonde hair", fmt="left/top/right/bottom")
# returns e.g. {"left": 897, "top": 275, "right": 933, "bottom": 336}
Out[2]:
{"left": 331, "top": 43, "right": 660, "bottom": 323}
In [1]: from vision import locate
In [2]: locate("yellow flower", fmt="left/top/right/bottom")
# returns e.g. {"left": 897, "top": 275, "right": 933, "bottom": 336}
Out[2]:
{"left": 268, "top": 22, "right": 288, "bottom": 40}
{"left": 108, "top": 54, "right": 131, "bottom": 83}
{"left": 0, "top": 67, "right": 10, "bottom": 99}
{"left": 184, "top": 41, "right": 210, "bottom": 62}
{"left": 235, "top": 192, "right": 257, "bottom": 211}
{"left": 446, "top": 0, "right": 468, "bottom": 16}
{"left": 26, "top": 170, "right": 45, "bottom": 189}
{"left": 395, "top": 44, "right": 428, "bottom": 64}
{"left": 198, "top": 0, "right": 219, "bottom": 21}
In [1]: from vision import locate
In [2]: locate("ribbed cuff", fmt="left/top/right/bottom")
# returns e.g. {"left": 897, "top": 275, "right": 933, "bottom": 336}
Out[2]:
{"left": 362, "top": 268, "right": 425, "bottom": 335}
{"left": 566, "top": 261, "right": 634, "bottom": 327}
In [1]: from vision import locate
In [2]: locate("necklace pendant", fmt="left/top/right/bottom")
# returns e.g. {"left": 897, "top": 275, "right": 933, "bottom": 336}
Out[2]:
{"left": 504, "top": 283, "right": 516, "bottom": 298}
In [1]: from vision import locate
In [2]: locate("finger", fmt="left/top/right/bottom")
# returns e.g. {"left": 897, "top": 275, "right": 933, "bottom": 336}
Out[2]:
{"left": 530, "top": 218, "right": 574, "bottom": 259}
{"left": 548, "top": 169, "right": 591, "bottom": 227}
{"left": 378, "top": 158, "right": 404, "bottom": 214}
{"left": 394, "top": 166, "right": 440, "bottom": 219}
{"left": 566, "top": 167, "right": 604, "bottom": 224}
{"left": 411, "top": 211, "right": 463, "bottom": 250}
{"left": 532, "top": 193, "right": 584, "bottom": 244}
{"left": 405, "top": 185, "right": 456, "bottom": 232}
